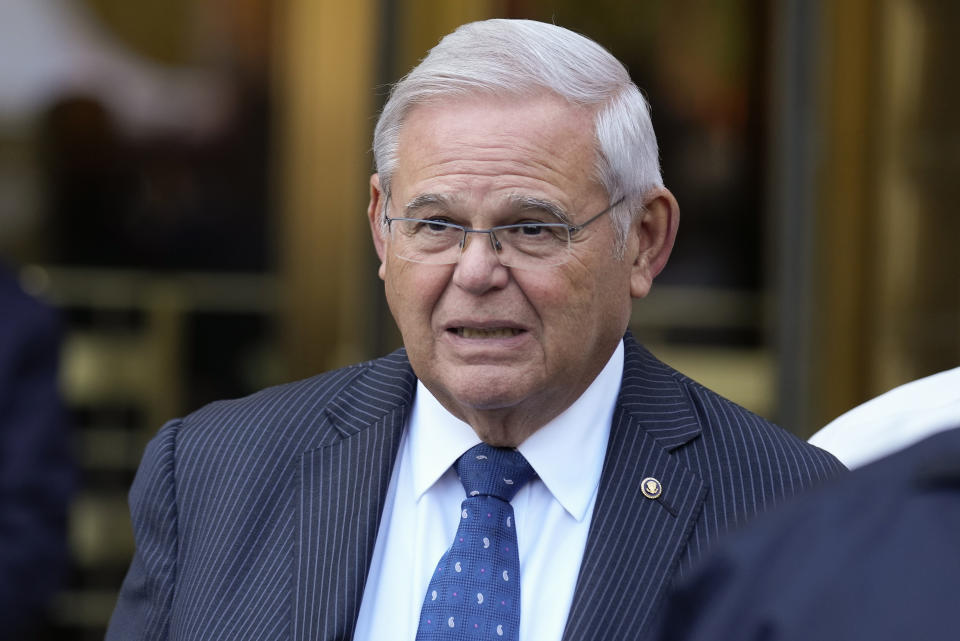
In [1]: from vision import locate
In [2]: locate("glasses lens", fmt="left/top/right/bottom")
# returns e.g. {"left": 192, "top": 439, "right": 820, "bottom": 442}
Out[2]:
{"left": 389, "top": 219, "right": 573, "bottom": 268}
{"left": 496, "top": 223, "right": 571, "bottom": 269}
{"left": 390, "top": 219, "right": 462, "bottom": 264}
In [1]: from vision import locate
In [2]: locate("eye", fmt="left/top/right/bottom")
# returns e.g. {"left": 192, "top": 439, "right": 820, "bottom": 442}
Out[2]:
{"left": 506, "top": 222, "right": 566, "bottom": 241}
{"left": 424, "top": 219, "right": 450, "bottom": 232}
{"left": 519, "top": 223, "right": 545, "bottom": 236}
{"left": 411, "top": 217, "right": 455, "bottom": 233}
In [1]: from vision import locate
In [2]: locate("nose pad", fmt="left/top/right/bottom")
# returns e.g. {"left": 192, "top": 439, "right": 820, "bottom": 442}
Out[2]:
{"left": 488, "top": 230, "right": 503, "bottom": 253}
{"left": 456, "top": 230, "right": 507, "bottom": 273}
{"left": 453, "top": 229, "right": 510, "bottom": 291}
{"left": 459, "top": 230, "right": 503, "bottom": 263}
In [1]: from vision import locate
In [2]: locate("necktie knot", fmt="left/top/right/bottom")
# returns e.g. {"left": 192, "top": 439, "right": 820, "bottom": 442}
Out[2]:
{"left": 456, "top": 443, "right": 535, "bottom": 503}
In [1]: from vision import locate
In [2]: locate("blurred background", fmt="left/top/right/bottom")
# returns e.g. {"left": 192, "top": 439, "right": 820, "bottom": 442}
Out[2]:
{"left": 0, "top": 0, "right": 957, "bottom": 637}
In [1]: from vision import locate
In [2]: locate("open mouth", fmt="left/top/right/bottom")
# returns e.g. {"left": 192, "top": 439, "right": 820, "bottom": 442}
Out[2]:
{"left": 452, "top": 327, "right": 524, "bottom": 339}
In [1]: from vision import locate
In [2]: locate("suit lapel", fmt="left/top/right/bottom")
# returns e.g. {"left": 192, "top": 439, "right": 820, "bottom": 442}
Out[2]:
{"left": 562, "top": 336, "right": 707, "bottom": 640}
{"left": 293, "top": 353, "right": 416, "bottom": 641}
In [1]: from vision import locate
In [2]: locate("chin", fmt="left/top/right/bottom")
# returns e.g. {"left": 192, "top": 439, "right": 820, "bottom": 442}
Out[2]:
{"left": 452, "top": 363, "right": 537, "bottom": 401}
{"left": 452, "top": 384, "right": 529, "bottom": 412}
{"left": 474, "top": 430, "right": 524, "bottom": 448}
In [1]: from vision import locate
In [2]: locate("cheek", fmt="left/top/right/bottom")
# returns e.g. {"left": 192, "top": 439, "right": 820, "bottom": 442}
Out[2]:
{"left": 516, "top": 269, "right": 596, "bottom": 330}
{"left": 384, "top": 259, "right": 450, "bottom": 324}
{"left": 529, "top": 262, "right": 631, "bottom": 337}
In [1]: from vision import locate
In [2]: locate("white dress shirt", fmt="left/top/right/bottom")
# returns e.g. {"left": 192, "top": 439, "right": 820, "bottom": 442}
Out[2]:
{"left": 809, "top": 366, "right": 960, "bottom": 469}
{"left": 353, "top": 341, "right": 623, "bottom": 641}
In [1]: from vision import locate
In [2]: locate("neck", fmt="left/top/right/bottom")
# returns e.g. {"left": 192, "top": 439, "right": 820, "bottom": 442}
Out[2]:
{"left": 418, "top": 339, "right": 624, "bottom": 448}
{"left": 464, "top": 414, "right": 551, "bottom": 448}
{"left": 434, "top": 383, "right": 589, "bottom": 448}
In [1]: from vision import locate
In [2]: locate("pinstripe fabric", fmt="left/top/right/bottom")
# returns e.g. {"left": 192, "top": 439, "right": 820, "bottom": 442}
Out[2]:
{"left": 107, "top": 335, "right": 844, "bottom": 641}
{"left": 107, "top": 350, "right": 416, "bottom": 641}
{"left": 561, "top": 338, "right": 845, "bottom": 640}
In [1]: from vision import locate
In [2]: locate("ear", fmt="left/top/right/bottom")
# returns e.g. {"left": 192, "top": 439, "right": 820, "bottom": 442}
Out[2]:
{"left": 367, "top": 174, "right": 388, "bottom": 280}
{"left": 629, "top": 188, "right": 679, "bottom": 299}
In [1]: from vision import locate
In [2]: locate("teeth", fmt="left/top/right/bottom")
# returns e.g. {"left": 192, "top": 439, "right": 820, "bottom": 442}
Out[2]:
{"left": 456, "top": 327, "right": 521, "bottom": 339}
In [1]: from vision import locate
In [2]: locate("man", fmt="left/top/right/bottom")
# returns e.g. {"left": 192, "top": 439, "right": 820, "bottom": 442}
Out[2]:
{"left": 0, "top": 265, "right": 73, "bottom": 639}
{"left": 657, "top": 425, "right": 960, "bottom": 641}
{"left": 107, "top": 19, "right": 844, "bottom": 641}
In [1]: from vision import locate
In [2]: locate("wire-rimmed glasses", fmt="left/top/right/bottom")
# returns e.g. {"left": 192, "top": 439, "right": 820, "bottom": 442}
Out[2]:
{"left": 384, "top": 197, "right": 624, "bottom": 270}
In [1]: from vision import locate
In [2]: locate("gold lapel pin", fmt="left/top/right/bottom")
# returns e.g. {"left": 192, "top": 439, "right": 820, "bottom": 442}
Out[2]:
{"left": 641, "top": 477, "right": 662, "bottom": 499}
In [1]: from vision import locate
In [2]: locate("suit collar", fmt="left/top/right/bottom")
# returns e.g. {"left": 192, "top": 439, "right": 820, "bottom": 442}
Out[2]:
{"left": 322, "top": 348, "right": 418, "bottom": 438}
{"left": 563, "top": 333, "right": 707, "bottom": 640}
{"left": 616, "top": 332, "right": 704, "bottom": 451}
{"left": 294, "top": 350, "right": 416, "bottom": 641}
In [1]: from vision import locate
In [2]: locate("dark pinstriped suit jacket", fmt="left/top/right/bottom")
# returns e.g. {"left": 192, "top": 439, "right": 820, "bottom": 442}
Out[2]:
{"left": 107, "top": 333, "right": 844, "bottom": 641}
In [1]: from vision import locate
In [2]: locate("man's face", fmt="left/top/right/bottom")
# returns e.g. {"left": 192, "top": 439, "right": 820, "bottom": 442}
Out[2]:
{"left": 369, "top": 94, "right": 654, "bottom": 444}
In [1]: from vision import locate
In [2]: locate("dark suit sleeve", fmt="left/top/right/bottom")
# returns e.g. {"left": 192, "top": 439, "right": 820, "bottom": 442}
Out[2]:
{"left": 107, "top": 420, "right": 183, "bottom": 641}
{"left": 0, "top": 288, "right": 73, "bottom": 636}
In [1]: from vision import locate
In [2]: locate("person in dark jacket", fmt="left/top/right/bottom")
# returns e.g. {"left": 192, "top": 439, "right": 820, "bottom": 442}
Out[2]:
{"left": 0, "top": 265, "right": 73, "bottom": 639}
{"left": 658, "top": 425, "right": 960, "bottom": 641}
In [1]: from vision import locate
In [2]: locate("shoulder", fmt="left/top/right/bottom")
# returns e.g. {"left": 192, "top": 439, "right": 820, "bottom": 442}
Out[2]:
{"left": 684, "top": 370, "right": 838, "bottom": 468}
{"left": 621, "top": 334, "right": 845, "bottom": 496}
{"left": 128, "top": 350, "right": 415, "bottom": 535}
{"left": 810, "top": 366, "right": 960, "bottom": 468}
{"left": 143, "top": 349, "right": 415, "bottom": 479}
{"left": 625, "top": 334, "right": 841, "bottom": 463}
{"left": 765, "top": 424, "right": 960, "bottom": 534}
{"left": 660, "top": 427, "right": 960, "bottom": 641}
{"left": 0, "top": 267, "right": 61, "bottom": 357}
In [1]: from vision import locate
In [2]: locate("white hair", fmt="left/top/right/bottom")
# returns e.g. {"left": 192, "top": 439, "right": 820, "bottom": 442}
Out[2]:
{"left": 372, "top": 18, "right": 663, "bottom": 251}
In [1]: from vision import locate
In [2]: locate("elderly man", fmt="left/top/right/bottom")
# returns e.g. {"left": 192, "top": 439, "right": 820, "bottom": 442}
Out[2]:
{"left": 107, "top": 19, "right": 844, "bottom": 641}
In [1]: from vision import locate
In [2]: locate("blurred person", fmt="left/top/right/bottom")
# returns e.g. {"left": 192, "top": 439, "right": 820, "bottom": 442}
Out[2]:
{"left": 107, "top": 19, "right": 843, "bottom": 641}
{"left": 0, "top": 264, "right": 73, "bottom": 639}
{"left": 656, "top": 425, "right": 960, "bottom": 641}
{"left": 809, "top": 367, "right": 960, "bottom": 468}
{"left": 0, "top": 0, "right": 231, "bottom": 135}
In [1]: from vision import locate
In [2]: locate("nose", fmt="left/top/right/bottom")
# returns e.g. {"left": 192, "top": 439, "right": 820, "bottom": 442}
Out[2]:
{"left": 452, "top": 230, "right": 509, "bottom": 293}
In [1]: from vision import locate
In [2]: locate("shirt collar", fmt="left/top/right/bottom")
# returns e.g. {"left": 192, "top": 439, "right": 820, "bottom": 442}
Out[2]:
{"left": 409, "top": 340, "right": 623, "bottom": 523}
{"left": 409, "top": 382, "right": 481, "bottom": 501}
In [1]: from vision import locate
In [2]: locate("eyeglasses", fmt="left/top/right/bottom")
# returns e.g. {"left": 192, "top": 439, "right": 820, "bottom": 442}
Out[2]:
{"left": 384, "top": 197, "right": 624, "bottom": 270}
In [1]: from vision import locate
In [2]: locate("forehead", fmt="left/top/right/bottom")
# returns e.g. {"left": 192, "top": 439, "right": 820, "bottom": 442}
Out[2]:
{"left": 392, "top": 93, "right": 605, "bottom": 210}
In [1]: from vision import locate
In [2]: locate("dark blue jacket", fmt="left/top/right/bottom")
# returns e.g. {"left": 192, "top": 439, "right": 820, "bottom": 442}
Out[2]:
{"left": 659, "top": 425, "right": 960, "bottom": 641}
{"left": 0, "top": 266, "right": 73, "bottom": 638}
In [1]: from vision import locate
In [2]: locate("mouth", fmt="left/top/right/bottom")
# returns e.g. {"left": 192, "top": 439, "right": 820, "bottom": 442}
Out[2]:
{"left": 450, "top": 327, "right": 524, "bottom": 339}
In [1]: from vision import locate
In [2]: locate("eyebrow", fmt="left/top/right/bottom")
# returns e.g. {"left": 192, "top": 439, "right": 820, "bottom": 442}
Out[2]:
{"left": 506, "top": 195, "right": 571, "bottom": 225}
{"left": 403, "top": 193, "right": 456, "bottom": 215}
{"left": 403, "top": 193, "right": 571, "bottom": 224}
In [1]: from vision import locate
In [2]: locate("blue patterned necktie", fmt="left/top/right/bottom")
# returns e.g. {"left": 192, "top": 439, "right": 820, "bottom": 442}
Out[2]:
{"left": 415, "top": 443, "right": 536, "bottom": 641}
